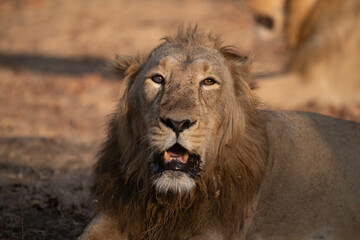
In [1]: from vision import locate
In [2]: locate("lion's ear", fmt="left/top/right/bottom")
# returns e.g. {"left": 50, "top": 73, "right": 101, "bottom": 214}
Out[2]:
{"left": 220, "top": 46, "right": 248, "bottom": 63}
{"left": 112, "top": 54, "right": 146, "bottom": 79}
{"left": 113, "top": 54, "right": 134, "bottom": 80}
{"left": 222, "top": 48, "right": 259, "bottom": 90}
{"left": 222, "top": 51, "right": 248, "bottom": 63}
{"left": 113, "top": 54, "right": 147, "bottom": 81}
{"left": 237, "top": 57, "right": 260, "bottom": 90}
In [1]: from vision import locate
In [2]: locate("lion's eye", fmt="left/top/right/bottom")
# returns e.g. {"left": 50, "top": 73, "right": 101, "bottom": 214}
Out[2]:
{"left": 201, "top": 78, "right": 217, "bottom": 86}
{"left": 151, "top": 75, "right": 165, "bottom": 84}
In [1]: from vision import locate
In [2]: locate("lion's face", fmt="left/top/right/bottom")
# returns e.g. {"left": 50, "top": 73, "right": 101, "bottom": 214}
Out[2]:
{"left": 91, "top": 28, "right": 266, "bottom": 239}
{"left": 128, "top": 43, "right": 237, "bottom": 194}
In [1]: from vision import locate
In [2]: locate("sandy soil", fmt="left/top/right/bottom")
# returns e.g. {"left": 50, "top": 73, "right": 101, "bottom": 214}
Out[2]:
{"left": 0, "top": 0, "right": 359, "bottom": 239}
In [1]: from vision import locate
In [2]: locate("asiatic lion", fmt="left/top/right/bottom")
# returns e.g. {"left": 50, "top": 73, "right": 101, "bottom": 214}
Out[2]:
{"left": 243, "top": 0, "right": 360, "bottom": 105}
{"left": 78, "top": 26, "right": 360, "bottom": 240}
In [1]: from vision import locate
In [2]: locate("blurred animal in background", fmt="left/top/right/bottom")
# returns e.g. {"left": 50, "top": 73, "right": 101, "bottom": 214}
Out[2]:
{"left": 243, "top": 0, "right": 360, "bottom": 106}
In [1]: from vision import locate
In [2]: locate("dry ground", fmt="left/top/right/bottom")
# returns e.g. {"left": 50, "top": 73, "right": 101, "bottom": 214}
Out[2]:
{"left": 0, "top": 0, "right": 359, "bottom": 239}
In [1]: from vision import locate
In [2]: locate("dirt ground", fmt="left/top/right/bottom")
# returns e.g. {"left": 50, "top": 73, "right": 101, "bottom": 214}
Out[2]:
{"left": 0, "top": 0, "right": 359, "bottom": 239}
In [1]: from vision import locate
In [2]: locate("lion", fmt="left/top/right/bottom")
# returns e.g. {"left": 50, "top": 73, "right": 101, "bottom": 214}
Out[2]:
{"left": 243, "top": 0, "right": 360, "bottom": 105}
{"left": 78, "top": 26, "right": 360, "bottom": 240}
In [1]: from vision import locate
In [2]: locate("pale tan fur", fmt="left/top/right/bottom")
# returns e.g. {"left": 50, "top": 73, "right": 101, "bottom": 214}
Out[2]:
{"left": 243, "top": 0, "right": 287, "bottom": 39}
{"left": 78, "top": 26, "right": 360, "bottom": 240}
{"left": 244, "top": 0, "right": 360, "bottom": 105}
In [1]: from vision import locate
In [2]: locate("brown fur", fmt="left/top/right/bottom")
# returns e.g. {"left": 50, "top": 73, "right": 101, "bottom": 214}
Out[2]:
{"left": 90, "top": 26, "right": 268, "bottom": 240}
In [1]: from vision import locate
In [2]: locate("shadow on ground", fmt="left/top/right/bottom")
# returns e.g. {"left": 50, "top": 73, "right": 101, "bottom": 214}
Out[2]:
{"left": 0, "top": 52, "right": 114, "bottom": 79}
{"left": 0, "top": 137, "right": 94, "bottom": 240}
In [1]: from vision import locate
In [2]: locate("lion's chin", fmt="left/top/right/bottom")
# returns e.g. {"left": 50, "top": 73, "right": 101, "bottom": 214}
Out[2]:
{"left": 153, "top": 171, "right": 196, "bottom": 194}
{"left": 152, "top": 143, "right": 201, "bottom": 194}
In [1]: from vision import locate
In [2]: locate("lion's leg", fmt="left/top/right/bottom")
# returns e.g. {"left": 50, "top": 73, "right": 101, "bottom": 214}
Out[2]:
{"left": 77, "top": 213, "right": 126, "bottom": 240}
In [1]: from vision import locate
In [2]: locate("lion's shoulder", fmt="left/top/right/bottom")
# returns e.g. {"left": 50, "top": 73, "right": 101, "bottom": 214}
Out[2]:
{"left": 248, "top": 110, "right": 360, "bottom": 239}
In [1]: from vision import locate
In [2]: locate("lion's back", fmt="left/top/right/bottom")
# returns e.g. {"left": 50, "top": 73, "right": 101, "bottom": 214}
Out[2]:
{"left": 265, "top": 110, "right": 360, "bottom": 159}
{"left": 247, "top": 110, "right": 360, "bottom": 239}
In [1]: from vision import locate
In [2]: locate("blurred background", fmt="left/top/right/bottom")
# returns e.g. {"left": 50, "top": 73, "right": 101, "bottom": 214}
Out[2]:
{"left": 0, "top": 0, "right": 359, "bottom": 239}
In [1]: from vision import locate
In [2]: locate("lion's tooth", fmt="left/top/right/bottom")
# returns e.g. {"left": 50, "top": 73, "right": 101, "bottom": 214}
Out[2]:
{"left": 164, "top": 151, "right": 170, "bottom": 162}
{"left": 183, "top": 152, "right": 189, "bottom": 163}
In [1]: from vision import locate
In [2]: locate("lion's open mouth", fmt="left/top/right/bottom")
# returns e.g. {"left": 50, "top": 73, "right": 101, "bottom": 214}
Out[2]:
{"left": 153, "top": 143, "right": 201, "bottom": 179}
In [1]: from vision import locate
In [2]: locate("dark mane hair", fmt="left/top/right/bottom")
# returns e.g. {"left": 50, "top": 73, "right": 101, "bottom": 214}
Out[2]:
{"left": 93, "top": 25, "right": 268, "bottom": 240}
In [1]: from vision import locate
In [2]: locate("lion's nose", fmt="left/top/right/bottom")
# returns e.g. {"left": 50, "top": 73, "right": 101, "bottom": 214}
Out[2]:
{"left": 161, "top": 118, "right": 196, "bottom": 134}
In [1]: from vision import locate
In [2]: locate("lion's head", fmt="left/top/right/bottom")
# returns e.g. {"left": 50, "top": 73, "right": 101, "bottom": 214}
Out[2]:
{"left": 93, "top": 26, "right": 268, "bottom": 238}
